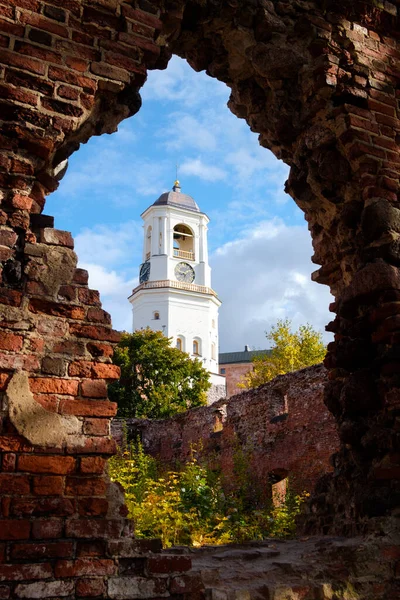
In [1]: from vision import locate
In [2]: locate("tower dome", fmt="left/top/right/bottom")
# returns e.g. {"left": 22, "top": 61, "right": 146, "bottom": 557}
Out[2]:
{"left": 152, "top": 181, "right": 200, "bottom": 213}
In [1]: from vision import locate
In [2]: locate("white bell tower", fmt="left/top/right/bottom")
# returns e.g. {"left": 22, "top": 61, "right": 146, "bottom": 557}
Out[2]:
{"left": 129, "top": 181, "right": 223, "bottom": 381}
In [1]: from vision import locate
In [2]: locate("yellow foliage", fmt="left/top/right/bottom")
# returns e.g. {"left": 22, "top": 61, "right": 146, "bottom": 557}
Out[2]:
{"left": 239, "top": 319, "right": 326, "bottom": 389}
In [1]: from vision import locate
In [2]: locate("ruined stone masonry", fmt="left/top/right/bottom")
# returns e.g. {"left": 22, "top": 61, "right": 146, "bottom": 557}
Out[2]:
{"left": 113, "top": 365, "right": 339, "bottom": 499}
{"left": 0, "top": 0, "right": 399, "bottom": 598}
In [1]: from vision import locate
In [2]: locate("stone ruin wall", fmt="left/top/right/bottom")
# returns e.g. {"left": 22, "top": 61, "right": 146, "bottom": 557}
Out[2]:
{"left": 112, "top": 365, "right": 339, "bottom": 499}
{"left": 0, "top": 0, "right": 399, "bottom": 598}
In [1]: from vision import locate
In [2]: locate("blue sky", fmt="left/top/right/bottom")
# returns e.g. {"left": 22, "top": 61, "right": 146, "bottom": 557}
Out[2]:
{"left": 48, "top": 56, "right": 333, "bottom": 352}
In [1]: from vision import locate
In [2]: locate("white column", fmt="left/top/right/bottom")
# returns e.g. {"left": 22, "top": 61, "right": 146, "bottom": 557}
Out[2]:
{"left": 161, "top": 216, "right": 167, "bottom": 254}
{"left": 152, "top": 215, "right": 160, "bottom": 256}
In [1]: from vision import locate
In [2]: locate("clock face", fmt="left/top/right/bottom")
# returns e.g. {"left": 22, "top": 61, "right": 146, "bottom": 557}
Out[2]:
{"left": 139, "top": 261, "right": 150, "bottom": 283}
{"left": 175, "top": 262, "right": 195, "bottom": 283}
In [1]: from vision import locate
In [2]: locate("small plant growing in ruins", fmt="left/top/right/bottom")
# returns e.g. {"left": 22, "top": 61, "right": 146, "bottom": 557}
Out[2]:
{"left": 108, "top": 329, "right": 211, "bottom": 418}
{"left": 240, "top": 319, "right": 326, "bottom": 389}
{"left": 109, "top": 439, "right": 308, "bottom": 547}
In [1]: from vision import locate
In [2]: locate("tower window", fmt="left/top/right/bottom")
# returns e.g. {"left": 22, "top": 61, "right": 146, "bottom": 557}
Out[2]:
{"left": 173, "top": 224, "right": 194, "bottom": 261}
{"left": 220, "top": 368, "right": 226, "bottom": 375}
{"left": 211, "top": 343, "right": 216, "bottom": 360}
{"left": 212, "top": 319, "right": 216, "bottom": 328}
{"left": 193, "top": 339, "right": 201, "bottom": 356}
{"left": 176, "top": 336, "right": 185, "bottom": 351}
{"left": 153, "top": 311, "right": 160, "bottom": 320}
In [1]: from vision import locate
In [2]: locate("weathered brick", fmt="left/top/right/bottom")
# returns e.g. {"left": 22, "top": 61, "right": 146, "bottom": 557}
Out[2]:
{"left": 86, "top": 342, "right": 114, "bottom": 358}
{"left": 77, "top": 288, "right": 101, "bottom": 305}
{"left": 86, "top": 307, "right": 112, "bottom": 324}
{"left": 0, "top": 521, "right": 30, "bottom": 541}
{"left": 69, "top": 361, "right": 119, "bottom": 379}
{"left": 65, "top": 519, "right": 123, "bottom": 539}
{"left": 147, "top": 555, "right": 192, "bottom": 574}
{"left": 14, "top": 580, "right": 74, "bottom": 598}
{"left": 90, "top": 61, "right": 130, "bottom": 83}
{"left": 1, "top": 454, "right": 16, "bottom": 473}
{"left": 14, "top": 41, "right": 62, "bottom": 65}
{"left": 0, "top": 474, "right": 29, "bottom": 494}
{"left": 29, "top": 377, "right": 79, "bottom": 395}
{"left": 80, "top": 456, "right": 107, "bottom": 474}
{"left": 18, "top": 455, "right": 75, "bottom": 475}
{"left": 31, "top": 519, "right": 63, "bottom": 539}
{"left": 0, "top": 332, "right": 23, "bottom": 352}
{"left": 65, "top": 476, "right": 107, "bottom": 496}
{"left": 19, "top": 11, "right": 68, "bottom": 37}
{"left": 59, "top": 398, "right": 117, "bottom": 417}
{"left": 55, "top": 558, "right": 116, "bottom": 578}
{"left": 10, "top": 541, "right": 73, "bottom": 560}
{"left": 11, "top": 497, "right": 75, "bottom": 517}
{"left": 81, "top": 379, "right": 108, "bottom": 398}
{"left": 83, "top": 418, "right": 110, "bottom": 436}
{"left": 76, "top": 578, "right": 106, "bottom": 597}
{"left": 69, "top": 323, "right": 120, "bottom": 342}
{"left": 32, "top": 475, "right": 65, "bottom": 495}
{"left": 0, "top": 49, "right": 45, "bottom": 75}
{"left": 48, "top": 66, "right": 96, "bottom": 93}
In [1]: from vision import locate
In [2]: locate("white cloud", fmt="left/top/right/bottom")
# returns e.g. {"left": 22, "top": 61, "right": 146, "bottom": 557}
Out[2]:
{"left": 180, "top": 158, "right": 227, "bottom": 182}
{"left": 75, "top": 221, "right": 143, "bottom": 268}
{"left": 211, "top": 219, "right": 333, "bottom": 352}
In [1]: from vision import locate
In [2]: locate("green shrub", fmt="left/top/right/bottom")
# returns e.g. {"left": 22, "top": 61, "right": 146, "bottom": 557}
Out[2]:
{"left": 109, "top": 439, "right": 307, "bottom": 548}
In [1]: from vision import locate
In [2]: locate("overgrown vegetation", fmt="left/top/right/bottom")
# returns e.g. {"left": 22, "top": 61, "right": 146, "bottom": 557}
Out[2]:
{"left": 240, "top": 319, "right": 326, "bottom": 389}
{"left": 108, "top": 329, "right": 210, "bottom": 418}
{"left": 109, "top": 439, "right": 308, "bottom": 548}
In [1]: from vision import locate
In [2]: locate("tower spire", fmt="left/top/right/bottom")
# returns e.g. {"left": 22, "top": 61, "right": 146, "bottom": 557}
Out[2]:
{"left": 173, "top": 162, "right": 181, "bottom": 192}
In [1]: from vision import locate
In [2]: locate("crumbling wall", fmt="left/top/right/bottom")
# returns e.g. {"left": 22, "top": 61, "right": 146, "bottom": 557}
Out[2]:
{"left": 0, "top": 0, "right": 399, "bottom": 597}
{"left": 112, "top": 365, "right": 339, "bottom": 497}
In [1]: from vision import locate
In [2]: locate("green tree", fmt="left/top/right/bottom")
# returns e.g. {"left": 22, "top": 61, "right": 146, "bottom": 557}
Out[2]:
{"left": 240, "top": 319, "right": 326, "bottom": 389}
{"left": 109, "top": 328, "right": 211, "bottom": 419}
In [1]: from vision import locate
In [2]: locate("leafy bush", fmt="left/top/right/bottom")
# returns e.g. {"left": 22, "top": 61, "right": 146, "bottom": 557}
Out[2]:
{"left": 109, "top": 439, "right": 308, "bottom": 547}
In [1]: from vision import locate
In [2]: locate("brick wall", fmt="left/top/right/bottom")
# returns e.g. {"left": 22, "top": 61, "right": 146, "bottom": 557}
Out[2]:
{"left": 0, "top": 0, "right": 399, "bottom": 596}
{"left": 113, "top": 365, "right": 339, "bottom": 497}
{"left": 220, "top": 362, "right": 254, "bottom": 398}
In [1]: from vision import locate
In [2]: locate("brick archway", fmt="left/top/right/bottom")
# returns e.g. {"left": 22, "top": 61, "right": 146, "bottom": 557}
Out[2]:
{"left": 0, "top": 0, "right": 399, "bottom": 596}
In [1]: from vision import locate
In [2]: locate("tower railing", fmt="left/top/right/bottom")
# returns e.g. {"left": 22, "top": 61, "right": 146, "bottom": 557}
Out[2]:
{"left": 130, "top": 280, "right": 218, "bottom": 298}
{"left": 173, "top": 249, "right": 195, "bottom": 261}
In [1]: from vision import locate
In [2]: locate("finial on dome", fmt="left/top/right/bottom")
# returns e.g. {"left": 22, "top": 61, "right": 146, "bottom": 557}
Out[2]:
{"left": 173, "top": 179, "right": 181, "bottom": 193}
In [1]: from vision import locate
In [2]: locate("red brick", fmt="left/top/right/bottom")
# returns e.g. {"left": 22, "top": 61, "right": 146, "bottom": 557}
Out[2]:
{"left": 0, "top": 332, "right": 22, "bottom": 352}
{"left": 1, "top": 454, "right": 16, "bottom": 472}
{"left": 0, "top": 230, "right": 17, "bottom": 247}
{"left": 14, "top": 41, "right": 62, "bottom": 65}
{"left": 69, "top": 323, "right": 120, "bottom": 342}
{"left": 86, "top": 307, "right": 111, "bottom": 324}
{"left": 11, "top": 497, "right": 75, "bottom": 517}
{"left": 76, "top": 541, "right": 106, "bottom": 557}
{"left": 29, "top": 377, "right": 79, "bottom": 395}
{"left": 65, "top": 476, "right": 107, "bottom": 496}
{"left": 32, "top": 475, "right": 65, "bottom": 495}
{"left": 147, "top": 555, "right": 192, "bottom": 574}
{"left": 0, "top": 353, "right": 40, "bottom": 372}
{"left": 121, "top": 5, "right": 162, "bottom": 29}
{"left": 0, "top": 48, "right": 45, "bottom": 75}
{"left": 83, "top": 418, "right": 110, "bottom": 436}
{"left": 10, "top": 194, "right": 33, "bottom": 210}
{"left": 29, "top": 298, "right": 85, "bottom": 320}
{"left": 77, "top": 288, "right": 100, "bottom": 305}
{"left": 57, "top": 84, "right": 80, "bottom": 100}
{"left": 73, "top": 268, "right": 89, "bottom": 284}
{"left": 59, "top": 398, "right": 117, "bottom": 417}
{"left": 0, "top": 18, "right": 24, "bottom": 37}
{"left": 0, "top": 474, "right": 29, "bottom": 494}
{"left": 31, "top": 519, "right": 63, "bottom": 539}
{"left": 90, "top": 61, "right": 130, "bottom": 83}
{"left": 77, "top": 497, "right": 110, "bottom": 516}
{"left": 66, "top": 519, "right": 123, "bottom": 539}
{"left": 69, "top": 360, "right": 119, "bottom": 379}
{"left": 48, "top": 65, "right": 96, "bottom": 93}
{"left": 18, "top": 455, "right": 75, "bottom": 475}
{"left": 55, "top": 557, "right": 115, "bottom": 578}
{"left": 69, "top": 437, "right": 116, "bottom": 455}
{"left": 81, "top": 379, "right": 108, "bottom": 398}
{"left": 0, "top": 84, "right": 38, "bottom": 107}
{"left": 86, "top": 342, "right": 114, "bottom": 358}
{"left": 80, "top": 457, "right": 107, "bottom": 474}
{"left": 5, "top": 69, "right": 55, "bottom": 95}
{"left": 0, "top": 372, "right": 11, "bottom": 390}
{"left": 10, "top": 541, "right": 73, "bottom": 560}
{"left": 19, "top": 11, "right": 68, "bottom": 37}
{"left": 76, "top": 578, "right": 106, "bottom": 597}
{"left": 170, "top": 573, "right": 204, "bottom": 594}
{"left": 0, "top": 436, "right": 32, "bottom": 452}
{"left": 52, "top": 340, "right": 86, "bottom": 355}
{"left": 0, "top": 520, "right": 30, "bottom": 540}
{"left": 33, "top": 393, "right": 59, "bottom": 412}
{"left": 0, "top": 563, "right": 52, "bottom": 581}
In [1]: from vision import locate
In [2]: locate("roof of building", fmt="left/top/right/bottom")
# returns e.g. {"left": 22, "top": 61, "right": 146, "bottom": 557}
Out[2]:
{"left": 152, "top": 181, "right": 200, "bottom": 213}
{"left": 219, "top": 347, "right": 271, "bottom": 365}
